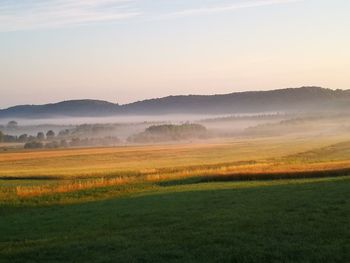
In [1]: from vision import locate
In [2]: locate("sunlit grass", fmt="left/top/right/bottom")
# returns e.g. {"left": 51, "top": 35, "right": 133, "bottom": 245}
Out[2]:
{"left": 0, "top": 135, "right": 347, "bottom": 179}
{"left": 1, "top": 134, "right": 350, "bottom": 202}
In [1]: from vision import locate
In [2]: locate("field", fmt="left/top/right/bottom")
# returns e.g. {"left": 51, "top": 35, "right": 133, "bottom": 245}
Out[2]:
{"left": 1, "top": 134, "right": 350, "bottom": 262}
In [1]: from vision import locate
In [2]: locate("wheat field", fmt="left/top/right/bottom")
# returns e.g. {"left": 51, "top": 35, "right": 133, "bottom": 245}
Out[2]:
{"left": 1, "top": 134, "right": 350, "bottom": 201}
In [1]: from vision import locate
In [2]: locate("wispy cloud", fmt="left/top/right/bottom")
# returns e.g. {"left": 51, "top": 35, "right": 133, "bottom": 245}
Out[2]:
{"left": 0, "top": 0, "right": 141, "bottom": 32}
{"left": 160, "top": 0, "right": 303, "bottom": 19}
{"left": 0, "top": 0, "right": 304, "bottom": 32}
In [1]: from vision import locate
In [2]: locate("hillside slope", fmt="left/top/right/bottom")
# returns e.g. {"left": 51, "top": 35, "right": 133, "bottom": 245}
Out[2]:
{"left": 0, "top": 87, "right": 349, "bottom": 118}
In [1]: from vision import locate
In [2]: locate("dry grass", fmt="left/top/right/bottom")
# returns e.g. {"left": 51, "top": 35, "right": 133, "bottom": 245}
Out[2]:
{"left": 1, "top": 134, "right": 350, "bottom": 199}
{"left": 12, "top": 160, "right": 350, "bottom": 198}
{"left": 0, "top": 134, "right": 347, "bottom": 179}
{"left": 15, "top": 177, "right": 139, "bottom": 197}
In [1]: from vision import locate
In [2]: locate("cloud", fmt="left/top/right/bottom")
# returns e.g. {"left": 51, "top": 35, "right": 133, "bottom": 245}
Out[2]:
{"left": 0, "top": 0, "right": 304, "bottom": 32}
{"left": 160, "top": 0, "right": 303, "bottom": 19}
{"left": 0, "top": 0, "right": 141, "bottom": 32}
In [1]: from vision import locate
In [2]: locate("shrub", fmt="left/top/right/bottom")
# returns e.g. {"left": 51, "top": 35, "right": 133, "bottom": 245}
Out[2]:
{"left": 24, "top": 141, "right": 44, "bottom": 149}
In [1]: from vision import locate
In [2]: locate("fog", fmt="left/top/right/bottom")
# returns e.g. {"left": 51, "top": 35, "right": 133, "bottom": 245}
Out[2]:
{"left": 1, "top": 112, "right": 349, "bottom": 150}
{"left": 0, "top": 114, "right": 230, "bottom": 126}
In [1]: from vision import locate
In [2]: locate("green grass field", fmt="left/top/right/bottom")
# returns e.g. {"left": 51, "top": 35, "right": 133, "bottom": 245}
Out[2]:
{"left": 1, "top": 177, "right": 350, "bottom": 263}
{"left": 1, "top": 135, "right": 350, "bottom": 262}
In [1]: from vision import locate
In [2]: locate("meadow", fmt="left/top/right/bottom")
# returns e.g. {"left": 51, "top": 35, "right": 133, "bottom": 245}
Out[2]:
{"left": 1, "top": 133, "right": 350, "bottom": 262}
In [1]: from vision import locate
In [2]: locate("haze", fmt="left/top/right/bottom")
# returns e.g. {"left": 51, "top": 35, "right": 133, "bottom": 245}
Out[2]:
{"left": 1, "top": 0, "right": 350, "bottom": 108}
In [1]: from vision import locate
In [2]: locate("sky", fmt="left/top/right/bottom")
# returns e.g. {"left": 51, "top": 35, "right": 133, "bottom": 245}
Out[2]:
{"left": 0, "top": 0, "right": 349, "bottom": 108}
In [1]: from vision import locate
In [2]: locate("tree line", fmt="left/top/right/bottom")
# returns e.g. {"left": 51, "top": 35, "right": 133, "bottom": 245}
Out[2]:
{"left": 127, "top": 123, "right": 208, "bottom": 143}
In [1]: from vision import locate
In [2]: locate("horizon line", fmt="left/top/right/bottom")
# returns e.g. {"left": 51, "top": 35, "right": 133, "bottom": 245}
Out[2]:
{"left": 1, "top": 86, "right": 343, "bottom": 110}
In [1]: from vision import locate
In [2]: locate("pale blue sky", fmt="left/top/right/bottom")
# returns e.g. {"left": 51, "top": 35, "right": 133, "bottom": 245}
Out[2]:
{"left": 0, "top": 0, "right": 349, "bottom": 107}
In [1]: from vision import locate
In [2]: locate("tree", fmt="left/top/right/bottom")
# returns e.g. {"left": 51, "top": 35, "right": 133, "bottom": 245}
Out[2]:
{"left": 0, "top": 131, "right": 3, "bottom": 142}
{"left": 24, "top": 141, "right": 44, "bottom": 149}
{"left": 70, "top": 137, "right": 81, "bottom": 147}
{"left": 7, "top": 121, "right": 18, "bottom": 129}
{"left": 37, "top": 132, "right": 45, "bottom": 141}
{"left": 128, "top": 123, "right": 207, "bottom": 143}
{"left": 60, "top": 139, "right": 68, "bottom": 148}
{"left": 27, "top": 135, "right": 36, "bottom": 142}
{"left": 45, "top": 141, "right": 59, "bottom": 149}
{"left": 46, "top": 130, "right": 55, "bottom": 140}
{"left": 18, "top": 134, "right": 28, "bottom": 142}
{"left": 58, "top": 129, "right": 70, "bottom": 137}
{"left": 2, "top": 134, "right": 17, "bottom": 143}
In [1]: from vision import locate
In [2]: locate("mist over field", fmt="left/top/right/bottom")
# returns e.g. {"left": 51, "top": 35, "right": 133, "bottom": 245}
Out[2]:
{"left": 1, "top": 110, "right": 349, "bottom": 150}
{"left": 1, "top": 1, "right": 350, "bottom": 262}
{"left": 0, "top": 86, "right": 349, "bottom": 149}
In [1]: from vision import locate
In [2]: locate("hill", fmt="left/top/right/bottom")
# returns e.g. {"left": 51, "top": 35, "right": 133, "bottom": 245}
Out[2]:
{"left": 0, "top": 87, "right": 349, "bottom": 118}
{"left": 0, "top": 100, "right": 119, "bottom": 118}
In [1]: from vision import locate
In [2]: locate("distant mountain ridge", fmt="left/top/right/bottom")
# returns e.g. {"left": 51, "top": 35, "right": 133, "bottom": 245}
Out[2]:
{"left": 1, "top": 87, "right": 349, "bottom": 118}
{"left": 0, "top": 100, "right": 118, "bottom": 118}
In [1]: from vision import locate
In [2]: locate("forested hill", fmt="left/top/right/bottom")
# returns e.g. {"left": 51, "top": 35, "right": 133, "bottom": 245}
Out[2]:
{"left": 1, "top": 87, "right": 349, "bottom": 118}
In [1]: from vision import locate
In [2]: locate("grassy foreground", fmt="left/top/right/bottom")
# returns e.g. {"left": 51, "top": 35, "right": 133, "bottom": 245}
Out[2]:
{"left": 1, "top": 177, "right": 350, "bottom": 263}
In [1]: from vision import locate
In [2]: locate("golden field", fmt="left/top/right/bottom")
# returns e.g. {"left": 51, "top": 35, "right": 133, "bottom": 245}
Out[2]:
{"left": 1, "top": 133, "right": 350, "bottom": 200}
{"left": 1, "top": 134, "right": 349, "bottom": 178}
